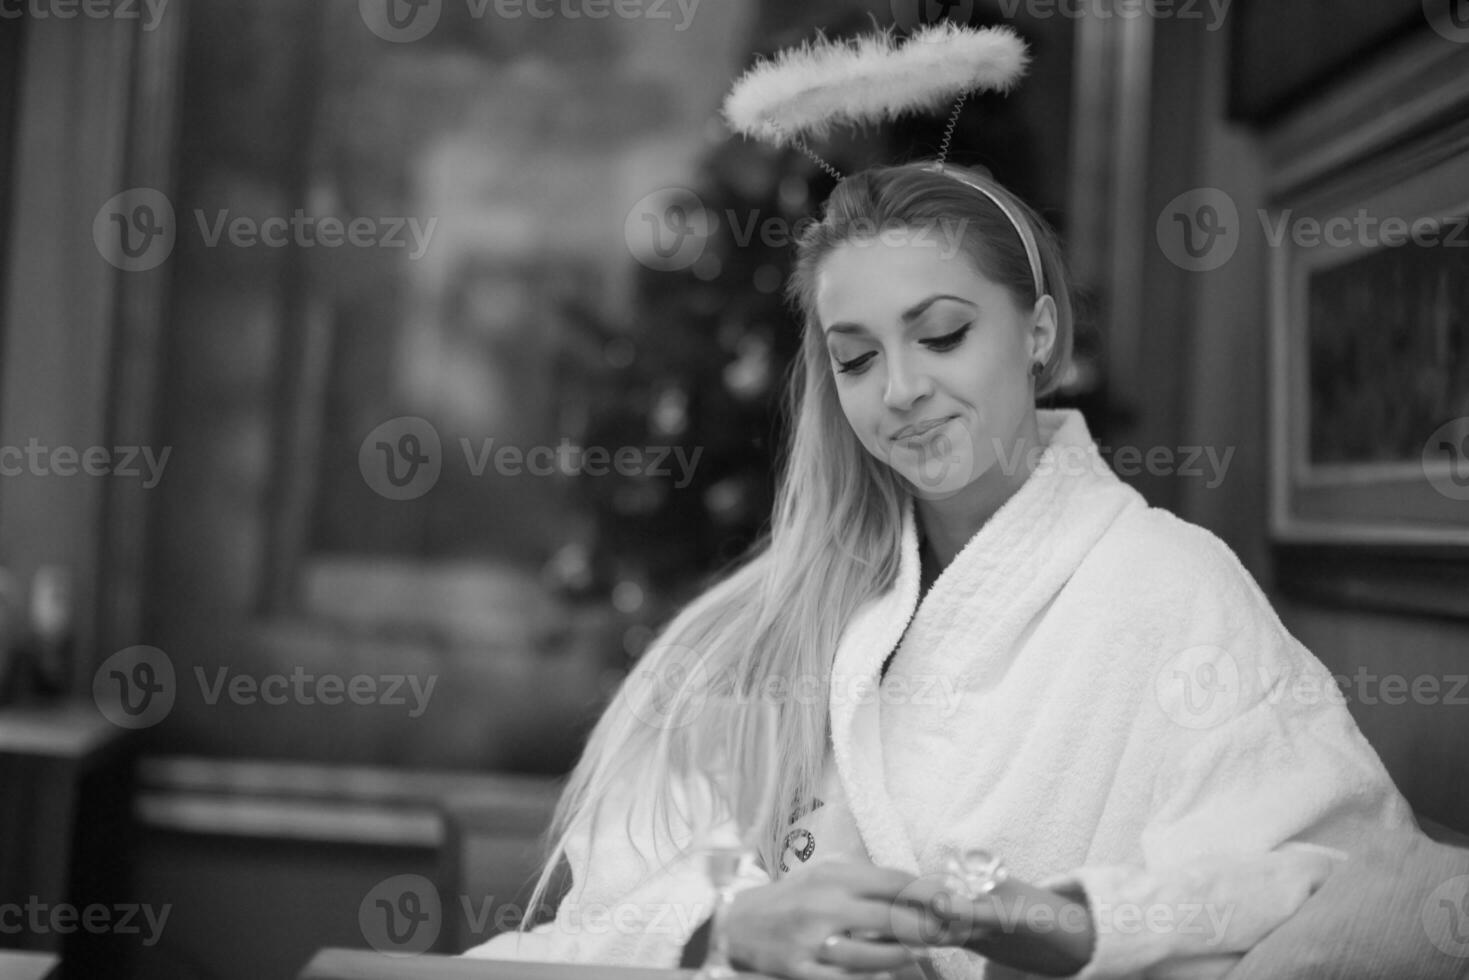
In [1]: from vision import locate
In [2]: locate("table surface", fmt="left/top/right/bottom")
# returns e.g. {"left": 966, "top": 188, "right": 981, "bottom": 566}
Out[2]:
{"left": 0, "top": 950, "right": 61, "bottom": 980}
{"left": 0, "top": 700, "right": 120, "bottom": 759}
{"left": 300, "top": 949, "right": 778, "bottom": 980}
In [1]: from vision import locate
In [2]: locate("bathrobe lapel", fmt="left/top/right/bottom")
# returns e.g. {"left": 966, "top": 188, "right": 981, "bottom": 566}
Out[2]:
{"left": 828, "top": 409, "right": 1143, "bottom": 874}
{"left": 828, "top": 494, "right": 925, "bottom": 872}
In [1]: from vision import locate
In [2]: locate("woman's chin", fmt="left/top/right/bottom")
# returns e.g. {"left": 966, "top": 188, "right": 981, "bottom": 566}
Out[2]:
{"left": 875, "top": 418, "right": 990, "bottom": 500}
{"left": 896, "top": 456, "right": 979, "bottom": 500}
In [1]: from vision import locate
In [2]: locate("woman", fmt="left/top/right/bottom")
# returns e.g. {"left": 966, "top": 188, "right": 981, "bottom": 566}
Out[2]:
{"left": 464, "top": 161, "right": 1417, "bottom": 979}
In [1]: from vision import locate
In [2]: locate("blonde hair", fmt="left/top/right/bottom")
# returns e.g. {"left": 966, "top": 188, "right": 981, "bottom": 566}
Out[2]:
{"left": 514, "top": 159, "right": 1074, "bottom": 927}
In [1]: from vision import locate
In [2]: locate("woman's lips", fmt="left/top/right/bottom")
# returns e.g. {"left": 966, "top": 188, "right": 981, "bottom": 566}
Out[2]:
{"left": 890, "top": 416, "right": 956, "bottom": 442}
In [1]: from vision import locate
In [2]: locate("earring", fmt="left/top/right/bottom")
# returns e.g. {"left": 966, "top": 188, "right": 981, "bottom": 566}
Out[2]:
{"left": 1029, "top": 361, "right": 1043, "bottom": 378}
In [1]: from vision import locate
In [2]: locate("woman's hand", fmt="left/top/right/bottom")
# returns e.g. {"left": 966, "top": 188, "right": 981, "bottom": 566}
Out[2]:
{"left": 901, "top": 874, "right": 1097, "bottom": 977}
{"left": 721, "top": 860, "right": 950, "bottom": 980}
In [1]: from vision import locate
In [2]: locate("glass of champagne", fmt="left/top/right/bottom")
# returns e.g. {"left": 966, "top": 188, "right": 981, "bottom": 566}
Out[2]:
{"left": 688, "top": 692, "right": 780, "bottom": 980}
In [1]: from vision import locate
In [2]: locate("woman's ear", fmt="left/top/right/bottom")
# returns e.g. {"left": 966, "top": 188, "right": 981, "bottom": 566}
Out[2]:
{"left": 1030, "top": 294, "right": 1058, "bottom": 364}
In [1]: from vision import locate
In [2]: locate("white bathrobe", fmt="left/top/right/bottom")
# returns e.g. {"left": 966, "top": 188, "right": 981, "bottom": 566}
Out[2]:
{"left": 464, "top": 408, "right": 1418, "bottom": 979}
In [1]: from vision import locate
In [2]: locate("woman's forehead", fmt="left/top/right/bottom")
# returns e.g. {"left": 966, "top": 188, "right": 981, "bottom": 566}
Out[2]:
{"left": 814, "top": 238, "right": 992, "bottom": 325}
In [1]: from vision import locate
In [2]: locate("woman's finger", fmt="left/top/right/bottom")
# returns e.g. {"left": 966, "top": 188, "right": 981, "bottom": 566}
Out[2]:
{"left": 793, "top": 958, "right": 911, "bottom": 980}
{"left": 851, "top": 901, "right": 958, "bottom": 948}
{"left": 886, "top": 872, "right": 1015, "bottom": 939}
{"left": 812, "top": 933, "right": 919, "bottom": 973}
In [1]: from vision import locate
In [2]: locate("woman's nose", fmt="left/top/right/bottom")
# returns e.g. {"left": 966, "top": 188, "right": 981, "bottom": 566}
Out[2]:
{"left": 883, "top": 351, "right": 933, "bottom": 409}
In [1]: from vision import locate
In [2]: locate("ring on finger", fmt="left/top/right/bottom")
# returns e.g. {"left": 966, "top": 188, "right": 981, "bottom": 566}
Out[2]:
{"left": 818, "top": 933, "right": 843, "bottom": 961}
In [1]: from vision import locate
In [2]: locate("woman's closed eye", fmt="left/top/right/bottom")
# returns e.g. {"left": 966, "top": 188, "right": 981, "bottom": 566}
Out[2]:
{"left": 834, "top": 351, "right": 877, "bottom": 375}
{"left": 922, "top": 323, "right": 972, "bottom": 352}
{"left": 832, "top": 323, "right": 973, "bottom": 375}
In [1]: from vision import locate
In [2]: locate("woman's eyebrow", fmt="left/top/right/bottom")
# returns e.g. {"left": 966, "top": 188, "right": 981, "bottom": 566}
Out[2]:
{"left": 823, "top": 294, "right": 977, "bottom": 336}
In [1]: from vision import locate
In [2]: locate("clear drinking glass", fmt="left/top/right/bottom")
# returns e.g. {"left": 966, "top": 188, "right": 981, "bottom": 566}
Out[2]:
{"left": 688, "top": 693, "right": 780, "bottom": 980}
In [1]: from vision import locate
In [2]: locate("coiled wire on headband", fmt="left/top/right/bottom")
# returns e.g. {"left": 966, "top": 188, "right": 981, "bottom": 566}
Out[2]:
{"left": 927, "top": 163, "right": 1046, "bottom": 300}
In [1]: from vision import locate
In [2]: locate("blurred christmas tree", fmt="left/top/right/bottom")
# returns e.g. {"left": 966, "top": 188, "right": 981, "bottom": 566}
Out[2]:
{"left": 535, "top": 4, "right": 896, "bottom": 665}
{"left": 544, "top": 135, "right": 834, "bottom": 663}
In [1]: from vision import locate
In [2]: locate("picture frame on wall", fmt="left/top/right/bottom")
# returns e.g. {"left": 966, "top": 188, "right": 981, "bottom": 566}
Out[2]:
{"left": 1267, "top": 126, "right": 1469, "bottom": 617}
{"left": 1268, "top": 135, "right": 1469, "bottom": 547}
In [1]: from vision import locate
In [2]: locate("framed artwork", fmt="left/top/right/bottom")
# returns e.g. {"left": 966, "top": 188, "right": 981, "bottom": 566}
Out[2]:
{"left": 1269, "top": 136, "right": 1469, "bottom": 546}
{"left": 1268, "top": 127, "right": 1469, "bottom": 616}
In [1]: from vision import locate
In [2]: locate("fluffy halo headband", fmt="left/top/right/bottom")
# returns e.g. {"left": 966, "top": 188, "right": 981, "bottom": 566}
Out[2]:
{"left": 723, "top": 22, "right": 1029, "bottom": 156}
{"left": 722, "top": 22, "right": 1045, "bottom": 298}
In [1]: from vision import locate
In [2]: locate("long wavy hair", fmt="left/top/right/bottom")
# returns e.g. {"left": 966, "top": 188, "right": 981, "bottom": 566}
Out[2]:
{"left": 514, "top": 160, "right": 1075, "bottom": 926}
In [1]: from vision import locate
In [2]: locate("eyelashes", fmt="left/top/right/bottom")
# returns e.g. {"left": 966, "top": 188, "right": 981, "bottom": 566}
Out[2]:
{"left": 834, "top": 352, "right": 876, "bottom": 375}
{"left": 833, "top": 323, "right": 973, "bottom": 376}
{"left": 923, "top": 323, "right": 971, "bottom": 352}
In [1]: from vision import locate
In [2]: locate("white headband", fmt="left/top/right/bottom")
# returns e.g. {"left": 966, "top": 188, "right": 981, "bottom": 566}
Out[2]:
{"left": 929, "top": 164, "right": 1046, "bottom": 299}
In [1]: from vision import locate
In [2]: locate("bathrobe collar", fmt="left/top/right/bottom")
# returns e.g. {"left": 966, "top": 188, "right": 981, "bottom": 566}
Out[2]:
{"left": 828, "top": 408, "right": 1143, "bottom": 872}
